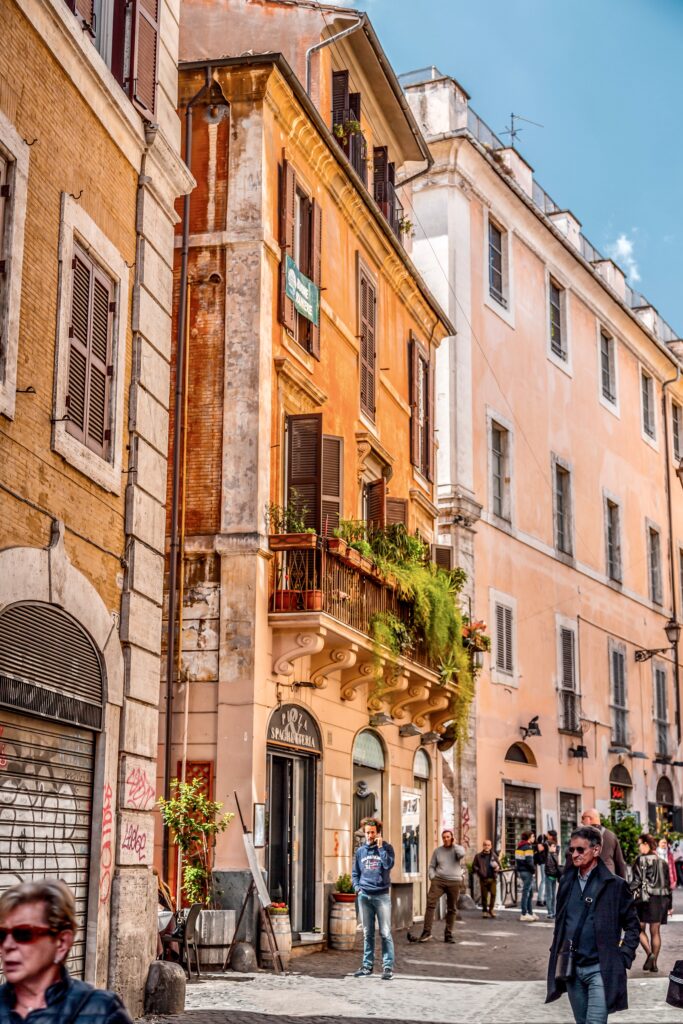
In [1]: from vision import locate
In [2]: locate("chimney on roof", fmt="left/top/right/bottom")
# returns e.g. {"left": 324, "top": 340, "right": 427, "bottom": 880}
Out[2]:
{"left": 403, "top": 74, "right": 469, "bottom": 138}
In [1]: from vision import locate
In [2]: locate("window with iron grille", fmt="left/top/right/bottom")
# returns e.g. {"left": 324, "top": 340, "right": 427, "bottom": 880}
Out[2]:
{"left": 549, "top": 279, "right": 565, "bottom": 359}
{"left": 605, "top": 498, "right": 621, "bottom": 582}
{"left": 600, "top": 330, "right": 616, "bottom": 404}
{"left": 488, "top": 220, "right": 506, "bottom": 307}
{"left": 554, "top": 461, "right": 572, "bottom": 555}
{"left": 558, "top": 625, "right": 580, "bottom": 732}
{"left": 495, "top": 602, "right": 513, "bottom": 674}
{"left": 648, "top": 526, "right": 663, "bottom": 605}
{"left": 654, "top": 664, "right": 669, "bottom": 757}
{"left": 491, "top": 422, "right": 509, "bottom": 520}
{"left": 641, "top": 371, "right": 656, "bottom": 439}
{"left": 609, "top": 644, "right": 628, "bottom": 747}
{"left": 673, "top": 401, "right": 682, "bottom": 461}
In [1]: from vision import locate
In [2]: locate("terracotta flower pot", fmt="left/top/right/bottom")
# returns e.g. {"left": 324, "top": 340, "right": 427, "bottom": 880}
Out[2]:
{"left": 272, "top": 590, "right": 299, "bottom": 612}
{"left": 326, "top": 537, "right": 348, "bottom": 558}
{"left": 345, "top": 547, "right": 362, "bottom": 568}
{"left": 303, "top": 589, "right": 323, "bottom": 611}
{"left": 269, "top": 533, "right": 317, "bottom": 551}
{"left": 332, "top": 892, "right": 357, "bottom": 903}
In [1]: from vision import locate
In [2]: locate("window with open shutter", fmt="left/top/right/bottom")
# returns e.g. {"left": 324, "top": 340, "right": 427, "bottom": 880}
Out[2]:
{"left": 409, "top": 334, "right": 432, "bottom": 478}
{"left": 309, "top": 199, "right": 322, "bottom": 359}
{"left": 610, "top": 645, "right": 628, "bottom": 747}
{"left": 559, "top": 626, "right": 579, "bottom": 732}
{"left": 431, "top": 545, "right": 453, "bottom": 571}
{"left": 129, "top": 0, "right": 160, "bottom": 116}
{"left": 279, "top": 160, "right": 297, "bottom": 333}
{"left": 495, "top": 603, "right": 513, "bottom": 674}
{"left": 66, "top": 245, "right": 113, "bottom": 461}
{"left": 332, "top": 70, "right": 349, "bottom": 129}
{"left": 365, "top": 479, "right": 386, "bottom": 529}
{"left": 359, "top": 268, "right": 376, "bottom": 419}
{"left": 321, "top": 435, "right": 343, "bottom": 536}
{"left": 386, "top": 498, "right": 408, "bottom": 526}
{"left": 0, "top": 151, "right": 9, "bottom": 352}
{"left": 286, "top": 414, "right": 322, "bottom": 532}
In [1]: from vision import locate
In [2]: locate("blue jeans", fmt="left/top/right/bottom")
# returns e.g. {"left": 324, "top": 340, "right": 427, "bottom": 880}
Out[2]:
{"left": 545, "top": 875, "right": 558, "bottom": 916}
{"left": 358, "top": 891, "right": 394, "bottom": 970}
{"left": 520, "top": 872, "right": 534, "bottom": 915}
{"left": 566, "top": 963, "right": 607, "bottom": 1024}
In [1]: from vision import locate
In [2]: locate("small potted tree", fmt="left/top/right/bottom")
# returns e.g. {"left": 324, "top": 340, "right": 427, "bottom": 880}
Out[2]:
{"left": 332, "top": 873, "right": 356, "bottom": 902}
{"left": 158, "top": 777, "right": 235, "bottom": 968}
{"left": 266, "top": 490, "right": 317, "bottom": 551}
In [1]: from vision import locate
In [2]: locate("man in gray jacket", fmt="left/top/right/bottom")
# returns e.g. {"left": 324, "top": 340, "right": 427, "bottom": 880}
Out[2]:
{"left": 414, "top": 829, "right": 465, "bottom": 943}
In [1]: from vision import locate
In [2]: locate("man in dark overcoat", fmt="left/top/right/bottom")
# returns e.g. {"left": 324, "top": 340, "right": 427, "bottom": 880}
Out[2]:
{"left": 547, "top": 825, "right": 639, "bottom": 1024}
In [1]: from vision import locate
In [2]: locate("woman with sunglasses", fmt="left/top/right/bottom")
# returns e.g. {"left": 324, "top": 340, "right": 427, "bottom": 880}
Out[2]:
{"left": 0, "top": 880, "right": 133, "bottom": 1024}
{"left": 631, "top": 833, "right": 672, "bottom": 972}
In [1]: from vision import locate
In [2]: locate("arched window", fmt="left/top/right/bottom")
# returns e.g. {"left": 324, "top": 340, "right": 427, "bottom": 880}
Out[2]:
{"left": 609, "top": 763, "right": 632, "bottom": 806}
{"left": 353, "top": 730, "right": 385, "bottom": 833}
{"left": 657, "top": 776, "right": 674, "bottom": 805}
{"left": 504, "top": 741, "right": 536, "bottom": 766}
{"left": 353, "top": 729, "right": 385, "bottom": 770}
{"left": 413, "top": 748, "right": 430, "bottom": 780}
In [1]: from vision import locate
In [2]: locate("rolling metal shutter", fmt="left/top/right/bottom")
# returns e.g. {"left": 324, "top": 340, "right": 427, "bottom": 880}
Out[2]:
{"left": 0, "top": 709, "right": 95, "bottom": 977}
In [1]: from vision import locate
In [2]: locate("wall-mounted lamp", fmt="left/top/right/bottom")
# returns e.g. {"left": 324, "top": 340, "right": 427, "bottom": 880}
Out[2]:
{"left": 635, "top": 617, "right": 681, "bottom": 662}
{"left": 369, "top": 712, "right": 392, "bottom": 727}
{"left": 472, "top": 649, "right": 485, "bottom": 670}
{"left": 520, "top": 715, "right": 541, "bottom": 740}
{"left": 568, "top": 744, "right": 588, "bottom": 759}
{"left": 399, "top": 723, "right": 421, "bottom": 738}
{"left": 420, "top": 731, "right": 440, "bottom": 745}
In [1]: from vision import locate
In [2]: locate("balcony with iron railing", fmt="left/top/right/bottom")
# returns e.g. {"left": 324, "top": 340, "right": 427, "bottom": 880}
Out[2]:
{"left": 332, "top": 109, "right": 368, "bottom": 187}
{"left": 374, "top": 179, "right": 404, "bottom": 241}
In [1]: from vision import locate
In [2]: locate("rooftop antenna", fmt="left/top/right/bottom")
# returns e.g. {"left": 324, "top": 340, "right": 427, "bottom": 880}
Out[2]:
{"left": 501, "top": 112, "right": 544, "bottom": 150}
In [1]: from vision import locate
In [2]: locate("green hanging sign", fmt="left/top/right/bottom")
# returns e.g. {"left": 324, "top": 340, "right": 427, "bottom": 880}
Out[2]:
{"left": 285, "top": 254, "right": 320, "bottom": 326}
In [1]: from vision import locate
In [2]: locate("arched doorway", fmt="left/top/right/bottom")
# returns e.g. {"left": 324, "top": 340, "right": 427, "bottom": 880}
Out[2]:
{"left": 0, "top": 601, "right": 104, "bottom": 977}
{"left": 609, "top": 764, "right": 632, "bottom": 810}
{"left": 652, "top": 776, "right": 675, "bottom": 833}
{"left": 352, "top": 730, "right": 385, "bottom": 845}
{"left": 266, "top": 704, "right": 322, "bottom": 933}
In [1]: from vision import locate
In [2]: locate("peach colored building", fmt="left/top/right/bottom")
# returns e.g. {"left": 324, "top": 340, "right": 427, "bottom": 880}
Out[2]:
{"left": 404, "top": 68, "right": 683, "bottom": 856}
{"left": 158, "top": 2, "right": 458, "bottom": 946}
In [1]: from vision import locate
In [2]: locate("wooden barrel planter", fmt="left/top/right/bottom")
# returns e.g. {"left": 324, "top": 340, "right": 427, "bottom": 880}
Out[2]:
{"left": 328, "top": 896, "right": 357, "bottom": 951}
{"left": 260, "top": 913, "right": 292, "bottom": 969}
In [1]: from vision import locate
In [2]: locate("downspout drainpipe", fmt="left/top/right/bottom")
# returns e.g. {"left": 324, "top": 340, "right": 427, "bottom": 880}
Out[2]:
{"left": 305, "top": 11, "right": 366, "bottom": 96}
{"left": 164, "top": 67, "right": 212, "bottom": 882}
{"left": 663, "top": 366, "right": 681, "bottom": 744}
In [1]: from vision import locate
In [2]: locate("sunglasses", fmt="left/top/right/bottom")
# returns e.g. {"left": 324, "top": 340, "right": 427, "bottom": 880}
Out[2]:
{"left": 0, "top": 925, "right": 59, "bottom": 945}
{"left": 568, "top": 846, "right": 591, "bottom": 855}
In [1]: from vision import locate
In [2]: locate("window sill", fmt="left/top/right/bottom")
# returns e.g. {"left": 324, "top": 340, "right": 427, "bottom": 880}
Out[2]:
{"left": 641, "top": 429, "right": 659, "bottom": 453}
{"left": 484, "top": 292, "right": 515, "bottom": 329}
{"left": 490, "top": 669, "right": 518, "bottom": 688}
{"left": 554, "top": 548, "right": 575, "bottom": 568}
{"left": 558, "top": 728, "right": 583, "bottom": 738}
{"left": 547, "top": 348, "right": 573, "bottom": 379}
{"left": 599, "top": 393, "right": 620, "bottom": 419}
{"left": 53, "top": 427, "right": 121, "bottom": 494}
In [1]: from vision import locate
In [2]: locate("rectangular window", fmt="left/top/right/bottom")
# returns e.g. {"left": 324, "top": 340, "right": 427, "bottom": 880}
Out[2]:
{"left": 495, "top": 602, "right": 513, "bottom": 674}
{"left": 554, "top": 463, "right": 572, "bottom": 555}
{"left": 673, "top": 401, "right": 682, "bottom": 461}
{"left": 359, "top": 268, "right": 377, "bottom": 420}
{"left": 648, "top": 526, "right": 663, "bottom": 604}
{"left": 654, "top": 665, "right": 669, "bottom": 757}
{"left": 610, "top": 645, "right": 628, "bottom": 747}
{"left": 558, "top": 626, "right": 579, "bottom": 732}
{"left": 65, "top": 244, "right": 114, "bottom": 460}
{"left": 279, "top": 161, "right": 322, "bottom": 358}
{"left": 600, "top": 330, "right": 616, "bottom": 404}
{"left": 488, "top": 220, "right": 506, "bottom": 307}
{"left": 549, "top": 279, "right": 565, "bottom": 359}
{"left": 605, "top": 499, "right": 621, "bottom": 582}
{"left": 491, "top": 422, "right": 509, "bottom": 520}
{"left": 0, "top": 114, "right": 29, "bottom": 421}
{"left": 642, "top": 371, "right": 656, "bottom": 439}
{"left": 409, "top": 334, "right": 432, "bottom": 479}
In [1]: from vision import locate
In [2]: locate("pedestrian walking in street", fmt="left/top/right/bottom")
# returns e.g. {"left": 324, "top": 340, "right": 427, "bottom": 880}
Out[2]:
{"left": 657, "top": 837, "right": 677, "bottom": 898}
{"left": 411, "top": 829, "right": 466, "bottom": 942}
{"left": 672, "top": 839, "right": 683, "bottom": 887}
{"left": 351, "top": 818, "right": 396, "bottom": 980}
{"left": 0, "top": 880, "right": 133, "bottom": 1024}
{"left": 472, "top": 838, "right": 501, "bottom": 918}
{"left": 632, "top": 833, "right": 672, "bottom": 972}
{"left": 535, "top": 834, "right": 547, "bottom": 909}
{"left": 546, "top": 825, "right": 640, "bottom": 1024}
{"left": 515, "top": 831, "right": 537, "bottom": 921}
{"left": 543, "top": 830, "right": 561, "bottom": 920}
{"left": 565, "top": 809, "right": 627, "bottom": 878}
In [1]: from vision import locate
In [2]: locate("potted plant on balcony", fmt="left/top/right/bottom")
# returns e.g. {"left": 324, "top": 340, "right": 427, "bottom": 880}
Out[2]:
{"left": 266, "top": 490, "right": 317, "bottom": 551}
{"left": 333, "top": 118, "right": 361, "bottom": 142}
{"left": 326, "top": 529, "right": 348, "bottom": 559}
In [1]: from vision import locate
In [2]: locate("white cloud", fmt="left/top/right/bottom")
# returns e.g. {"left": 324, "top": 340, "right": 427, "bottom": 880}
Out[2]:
{"left": 606, "top": 232, "right": 641, "bottom": 283}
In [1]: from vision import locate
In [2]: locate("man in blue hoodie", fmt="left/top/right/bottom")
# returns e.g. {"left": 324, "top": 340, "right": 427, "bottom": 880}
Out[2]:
{"left": 351, "top": 818, "right": 396, "bottom": 980}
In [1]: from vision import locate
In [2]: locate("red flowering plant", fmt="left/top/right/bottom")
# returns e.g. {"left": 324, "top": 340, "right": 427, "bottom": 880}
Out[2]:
{"left": 461, "top": 618, "right": 491, "bottom": 653}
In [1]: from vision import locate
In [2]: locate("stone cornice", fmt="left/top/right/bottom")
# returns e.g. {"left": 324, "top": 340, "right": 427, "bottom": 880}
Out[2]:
{"left": 409, "top": 487, "right": 439, "bottom": 520}
{"left": 274, "top": 357, "right": 328, "bottom": 409}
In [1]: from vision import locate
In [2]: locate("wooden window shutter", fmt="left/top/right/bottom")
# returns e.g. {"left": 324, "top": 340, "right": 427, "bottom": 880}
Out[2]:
{"left": 560, "top": 628, "right": 576, "bottom": 691}
{"left": 129, "top": 0, "right": 160, "bottom": 116}
{"left": 359, "top": 269, "right": 376, "bottom": 419}
{"left": 374, "top": 146, "right": 389, "bottom": 189}
{"left": 495, "top": 603, "right": 513, "bottom": 672}
{"left": 426, "top": 355, "right": 435, "bottom": 482}
{"left": 87, "top": 267, "right": 113, "bottom": 458}
{"left": 279, "top": 159, "right": 296, "bottom": 333}
{"left": 66, "top": 252, "right": 91, "bottom": 446}
{"left": 386, "top": 498, "right": 408, "bottom": 526}
{"left": 409, "top": 332, "right": 420, "bottom": 466}
{"left": 309, "top": 199, "right": 322, "bottom": 359}
{"left": 332, "top": 71, "right": 349, "bottom": 124}
{"left": 366, "top": 478, "right": 386, "bottom": 530}
{"left": 431, "top": 544, "right": 453, "bottom": 571}
{"left": 286, "top": 413, "right": 322, "bottom": 532}
{"left": 349, "top": 91, "right": 361, "bottom": 119}
{"left": 321, "top": 435, "right": 343, "bottom": 536}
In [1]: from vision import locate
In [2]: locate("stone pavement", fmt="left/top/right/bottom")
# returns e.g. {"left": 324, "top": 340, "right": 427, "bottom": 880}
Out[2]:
{"left": 148, "top": 899, "right": 683, "bottom": 1024}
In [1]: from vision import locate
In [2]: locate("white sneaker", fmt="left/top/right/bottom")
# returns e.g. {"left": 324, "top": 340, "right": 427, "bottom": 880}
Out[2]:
{"left": 519, "top": 914, "right": 532, "bottom": 921}
{"left": 529, "top": 914, "right": 539, "bottom": 921}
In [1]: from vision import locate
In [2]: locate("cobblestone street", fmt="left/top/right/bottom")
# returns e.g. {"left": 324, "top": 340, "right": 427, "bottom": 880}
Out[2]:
{"left": 150, "top": 897, "right": 683, "bottom": 1024}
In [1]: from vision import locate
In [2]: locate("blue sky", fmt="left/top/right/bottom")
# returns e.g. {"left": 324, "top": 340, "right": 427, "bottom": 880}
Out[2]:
{"left": 351, "top": 0, "right": 682, "bottom": 334}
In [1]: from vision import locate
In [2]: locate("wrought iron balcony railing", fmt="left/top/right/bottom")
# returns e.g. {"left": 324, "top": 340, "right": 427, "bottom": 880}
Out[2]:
{"left": 374, "top": 179, "right": 404, "bottom": 241}
{"left": 332, "top": 109, "right": 368, "bottom": 186}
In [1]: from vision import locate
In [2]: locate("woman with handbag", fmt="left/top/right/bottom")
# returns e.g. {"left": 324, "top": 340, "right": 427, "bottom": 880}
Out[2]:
{"left": 0, "top": 880, "right": 133, "bottom": 1024}
{"left": 632, "top": 833, "right": 672, "bottom": 972}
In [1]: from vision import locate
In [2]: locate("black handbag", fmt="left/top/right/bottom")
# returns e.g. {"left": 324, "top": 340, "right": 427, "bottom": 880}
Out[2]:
{"left": 667, "top": 961, "right": 683, "bottom": 1008}
{"left": 555, "top": 895, "right": 594, "bottom": 982}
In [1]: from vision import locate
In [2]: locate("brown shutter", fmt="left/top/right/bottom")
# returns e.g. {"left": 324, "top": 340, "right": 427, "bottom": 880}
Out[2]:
{"left": 309, "top": 198, "right": 322, "bottom": 359}
{"left": 321, "top": 435, "right": 343, "bottom": 536}
{"left": 386, "top": 498, "right": 408, "bottom": 526}
{"left": 87, "top": 268, "right": 113, "bottom": 458}
{"left": 374, "top": 146, "right": 389, "bottom": 190}
{"left": 431, "top": 544, "right": 453, "bottom": 571}
{"left": 66, "top": 251, "right": 91, "bottom": 446}
{"left": 409, "top": 332, "right": 420, "bottom": 466}
{"left": 349, "top": 92, "right": 361, "bottom": 119}
{"left": 359, "top": 269, "right": 376, "bottom": 419}
{"left": 279, "top": 159, "right": 296, "bottom": 333}
{"left": 286, "top": 414, "right": 322, "bottom": 532}
{"left": 332, "top": 70, "right": 349, "bottom": 127}
{"left": 426, "top": 354, "right": 435, "bottom": 482}
{"left": 130, "top": 0, "right": 160, "bottom": 116}
{"left": 366, "top": 478, "right": 386, "bottom": 530}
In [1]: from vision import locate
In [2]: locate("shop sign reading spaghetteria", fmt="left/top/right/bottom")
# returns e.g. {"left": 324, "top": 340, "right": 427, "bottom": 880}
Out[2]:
{"left": 268, "top": 704, "right": 322, "bottom": 753}
{"left": 285, "top": 255, "right": 320, "bottom": 325}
